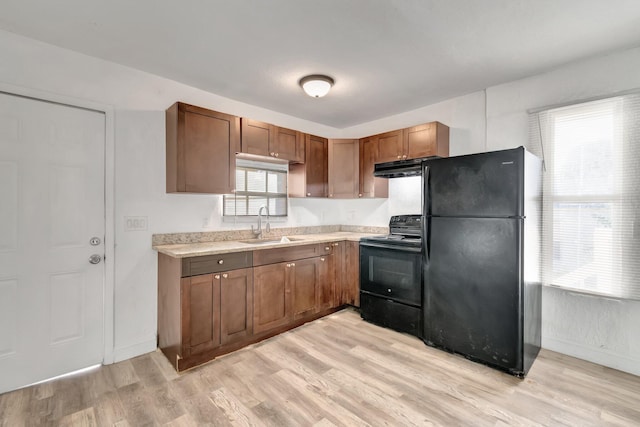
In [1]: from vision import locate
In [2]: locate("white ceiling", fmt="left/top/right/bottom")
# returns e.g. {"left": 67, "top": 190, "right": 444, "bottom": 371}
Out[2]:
{"left": 2, "top": 1, "right": 640, "bottom": 128}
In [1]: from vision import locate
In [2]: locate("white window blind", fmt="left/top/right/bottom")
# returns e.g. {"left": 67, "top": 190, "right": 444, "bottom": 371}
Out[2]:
{"left": 223, "top": 158, "right": 288, "bottom": 217}
{"left": 528, "top": 94, "right": 640, "bottom": 300}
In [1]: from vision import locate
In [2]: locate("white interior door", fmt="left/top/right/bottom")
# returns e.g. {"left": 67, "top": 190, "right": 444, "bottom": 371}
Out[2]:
{"left": 0, "top": 92, "right": 105, "bottom": 394}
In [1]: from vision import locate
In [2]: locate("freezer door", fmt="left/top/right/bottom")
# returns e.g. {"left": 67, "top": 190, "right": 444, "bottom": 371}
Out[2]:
{"left": 424, "top": 147, "right": 524, "bottom": 217}
{"left": 424, "top": 217, "right": 523, "bottom": 373}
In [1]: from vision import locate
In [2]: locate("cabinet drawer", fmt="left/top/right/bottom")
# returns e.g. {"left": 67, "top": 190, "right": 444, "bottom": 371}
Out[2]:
{"left": 181, "top": 252, "right": 252, "bottom": 277}
{"left": 253, "top": 243, "right": 333, "bottom": 266}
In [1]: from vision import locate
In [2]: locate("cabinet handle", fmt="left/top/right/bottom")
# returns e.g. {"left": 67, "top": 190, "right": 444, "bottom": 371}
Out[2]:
{"left": 329, "top": 194, "right": 333, "bottom": 197}
{"left": 291, "top": 262, "right": 295, "bottom": 267}
{"left": 222, "top": 273, "right": 228, "bottom": 279}
{"left": 325, "top": 246, "right": 330, "bottom": 251}
{"left": 307, "top": 192, "right": 311, "bottom": 196}
{"left": 333, "top": 243, "right": 339, "bottom": 246}
{"left": 214, "top": 274, "right": 220, "bottom": 279}
{"left": 397, "top": 155, "right": 402, "bottom": 159}
{"left": 270, "top": 152, "right": 275, "bottom": 156}
{"left": 217, "top": 259, "right": 224, "bottom": 265}
{"left": 402, "top": 155, "right": 407, "bottom": 159}
{"left": 358, "top": 194, "right": 363, "bottom": 197}
{"left": 321, "top": 257, "right": 325, "bottom": 262}
{"left": 275, "top": 153, "right": 279, "bottom": 157}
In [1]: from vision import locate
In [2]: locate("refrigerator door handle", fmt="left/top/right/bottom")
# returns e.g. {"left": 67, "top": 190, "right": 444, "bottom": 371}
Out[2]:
{"left": 423, "top": 164, "right": 431, "bottom": 216}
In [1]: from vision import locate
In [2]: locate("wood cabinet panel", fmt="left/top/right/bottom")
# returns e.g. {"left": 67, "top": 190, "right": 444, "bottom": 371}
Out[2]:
{"left": 328, "top": 139, "right": 359, "bottom": 198}
{"left": 253, "top": 263, "right": 291, "bottom": 334}
{"left": 181, "top": 274, "right": 220, "bottom": 357}
{"left": 273, "top": 126, "right": 304, "bottom": 163}
{"left": 166, "top": 102, "right": 240, "bottom": 194}
{"left": 289, "top": 134, "right": 328, "bottom": 197}
{"left": 344, "top": 241, "right": 360, "bottom": 307}
{"left": 318, "top": 253, "right": 335, "bottom": 311}
{"left": 359, "top": 137, "right": 388, "bottom": 199}
{"left": 404, "top": 122, "right": 449, "bottom": 159}
{"left": 220, "top": 268, "right": 253, "bottom": 345}
{"left": 292, "top": 258, "right": 320, "bottom": 320}
{"left": 376, "top": 129, "right": 405, "bottom": 163}
{"left": 240, "top": 118, "right": 271, "bottom": 157}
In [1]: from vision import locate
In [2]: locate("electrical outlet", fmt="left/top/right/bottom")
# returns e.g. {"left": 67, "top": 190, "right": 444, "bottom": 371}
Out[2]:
{"left": 124, "top": 216, "right": 148, "bottom": 231}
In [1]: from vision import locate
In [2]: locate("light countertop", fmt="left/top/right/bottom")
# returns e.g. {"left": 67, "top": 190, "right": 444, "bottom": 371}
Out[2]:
{"left": 153, "top": 231, "right": 382, "bottom": 258}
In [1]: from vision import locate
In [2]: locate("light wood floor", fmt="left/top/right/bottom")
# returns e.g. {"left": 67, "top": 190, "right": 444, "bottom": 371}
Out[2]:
{"left": 1, "top": 309, "right": 639, "bottom": 426}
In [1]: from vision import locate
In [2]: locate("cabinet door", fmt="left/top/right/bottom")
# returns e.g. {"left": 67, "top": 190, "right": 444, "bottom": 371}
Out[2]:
{"left": 329, "top": 242, "right": 345, "bottom": 306}
{"left": 166, "top": 102, "right": 240, "bottom": 194}
{"left": 181, "top": 274, "right": 220, "bottom": 357}
{"left": 273, "top": 126, "right": 304, "bottom": 163}
{"left": 344, "top": 241, "right": 360, "bottom": 307}
{"left": 328, "top": 139, "right": 359, "bottom": 199}
{"left": 241, "top": 118, "right": 271, "bottom": 157}
{"left": 291, "top": 257, "right": 321, "bottom": 320}
{"left": 220, "top": 268, "right": 253, "bottom": 345}
{"left": 404, "top": 122, "right": 449, "bottom": 159}
{"left": 288, "top": 134, "right": 328, "bottom": 198}
{"left": 376, "top": 129, "right": 404, "bottom": 163}
{"left": 359, "top": 137, "right": 388, "bottom": 199}
{"left": 253, "top": 263, "right": 291, "bottom": 334}
{"left": 306, "top": 134, "right": 328, "bottom": 197}
{"left": 318, "top": 253, "right": 336, "bottom": 311}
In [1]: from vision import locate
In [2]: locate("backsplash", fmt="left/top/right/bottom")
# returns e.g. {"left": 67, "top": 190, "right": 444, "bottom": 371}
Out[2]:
{"left": 152, "top": 224, "right": 388, "bottom": 246}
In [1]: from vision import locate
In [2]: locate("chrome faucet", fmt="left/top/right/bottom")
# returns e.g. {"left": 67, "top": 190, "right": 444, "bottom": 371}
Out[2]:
{"left": 251, "top": 205, "right": 271, "bottom": 239}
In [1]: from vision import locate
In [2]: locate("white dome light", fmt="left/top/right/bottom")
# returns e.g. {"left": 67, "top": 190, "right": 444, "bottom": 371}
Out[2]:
{"left": 299, "top": 75, "right": 335, "bottom": 98}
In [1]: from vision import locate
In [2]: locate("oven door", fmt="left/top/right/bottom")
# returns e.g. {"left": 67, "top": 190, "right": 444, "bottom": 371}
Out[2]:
{"left": 359, "top": 241, "right": 422, "bottom": 306}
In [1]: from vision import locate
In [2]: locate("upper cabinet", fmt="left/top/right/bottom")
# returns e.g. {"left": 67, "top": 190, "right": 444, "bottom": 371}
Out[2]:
{"left": 404, "top": 122, "right": 449, "bottom": 159}
{"left": 375, "top": 121, "right": 449, "bottom": 163}
{"left": 289, "top": 134, "right": 328, "bottom": 197}
{"left": 240, "top": 118, "right": 304, "bottom": 163}
{"left": 328, "top": 139, "right": 359, "bottom": 198}
{"left": 166, "top": 102, "right": 240, "bottom": 194}
{"left": 359, "top": 136, "right": 388, "bottom": 198}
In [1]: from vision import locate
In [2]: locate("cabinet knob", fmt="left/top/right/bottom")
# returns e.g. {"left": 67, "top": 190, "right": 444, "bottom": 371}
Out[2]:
{"left": 329, "top": 194, "right": 333, "bottom": 197}
{"left": 275, "top": 153, "right": 279, "bottom": 157}
{"left": 397, "top": 155, "right": 402, "bottom": 159}
{"left": 321, "top": 257, "right": 325, "bottom": 262}
{"left": 307, "top": 192, "right": 311, "bottom": 196}
{"left": 402, "top": 155, "right": 407, "bottom": 159}
{"left": 270, "top": 152, "right": 275, "bottom": 156}
{"left": 291, "top": 262, "right": 295, "bottom": 267}
{"left": 214, "top": 275, "right": 220, "bottom": 279}
{"left": 358, "top": 194, "right": 363, "bottom": 197}
{"left": 325, "top": 246, "right": 330, "bottom": 251}
{"left": 286, "top": 263, "right": 291, "bottom": 268}
{"left": 218, "top": 259, "right": 224, "bottom": 265}
{"left": 333, "top": 243, "right": 339, "bottom": 246}
{"left": 222, "top": 273, "right": 228, "bottom": 279}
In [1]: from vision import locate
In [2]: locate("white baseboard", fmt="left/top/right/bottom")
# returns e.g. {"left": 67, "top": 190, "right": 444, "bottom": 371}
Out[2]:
{"left": 542, "top": 336, "right": 640, "bottom": 377}
{"left": 111, "top": 337, "right": 157, "bottom": 364}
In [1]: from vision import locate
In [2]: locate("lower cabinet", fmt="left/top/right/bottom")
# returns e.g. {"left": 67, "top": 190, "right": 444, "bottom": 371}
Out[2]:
{"left": 158, "top": 240, "right": 357, "bottom": 371}
{"left": 181, "top": 267, "right": 253, "bottom": 359}
{"left": 254, "top": 254, "right": 335, "bottom": 335}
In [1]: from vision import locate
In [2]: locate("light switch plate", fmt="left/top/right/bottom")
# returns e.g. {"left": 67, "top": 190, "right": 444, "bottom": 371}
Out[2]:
{"left": 124, "top": 216, "right": 148, "bottom": 231}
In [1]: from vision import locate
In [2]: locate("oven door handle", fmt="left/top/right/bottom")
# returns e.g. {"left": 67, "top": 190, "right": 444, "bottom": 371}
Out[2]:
{"left": 359, "top": 242, "right": 422, "bottom": 253}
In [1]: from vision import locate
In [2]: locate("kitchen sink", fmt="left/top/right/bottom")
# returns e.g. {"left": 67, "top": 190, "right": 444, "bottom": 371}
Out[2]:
{"left": 237, "top": 237, "right": 304, "bottom": 245}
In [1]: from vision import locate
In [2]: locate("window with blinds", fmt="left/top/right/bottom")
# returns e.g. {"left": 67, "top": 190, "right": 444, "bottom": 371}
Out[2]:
{"left": 528, "top": 94, "right": 640, "bottom": 300}
{"left": 223, "top": 158, "right": 288, "bottom": 217}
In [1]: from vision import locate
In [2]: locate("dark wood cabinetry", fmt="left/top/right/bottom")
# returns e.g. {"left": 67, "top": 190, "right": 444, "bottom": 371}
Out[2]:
{"left": 166, "top": 102, "right": 240, "bottom": 194}
{"left": 288, "top": 134, "right": 328, "bottom": 197}
{"left": 240, "top": 119, "right": 304, "bottom": 162}
{"left": 375, "top": 121, "right": 449, "bottom": 163}
{"left": 253, "top": 262, "right": 291, "bottom": 334}
{"left": 359, "top": 137, "right": 389, "bottom": 198}
{"left": 328, "top": 139, "right": 359, "bottom": 198}
{"left": 158, "top": 240, "right": 356, "bottom": 371}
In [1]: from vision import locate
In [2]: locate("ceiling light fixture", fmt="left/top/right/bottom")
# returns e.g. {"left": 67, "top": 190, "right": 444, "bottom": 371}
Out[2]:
{"left": 299, "top": 74, "right": 335, "bottom": 98}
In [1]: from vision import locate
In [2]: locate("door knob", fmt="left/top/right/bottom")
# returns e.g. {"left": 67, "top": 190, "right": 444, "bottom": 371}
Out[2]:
{"left": 89, "top": 254, "right": 102, "bottom": 264}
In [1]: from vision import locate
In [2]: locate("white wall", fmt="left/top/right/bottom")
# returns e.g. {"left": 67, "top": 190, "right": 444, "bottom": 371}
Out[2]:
{"left": 2, "top": 28, "right": 639, "bottom": 375}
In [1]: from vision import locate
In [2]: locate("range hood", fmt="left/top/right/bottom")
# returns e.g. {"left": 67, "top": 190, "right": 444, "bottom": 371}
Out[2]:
{"left": 373, "top": 157, "right": 437, "bottom": 178}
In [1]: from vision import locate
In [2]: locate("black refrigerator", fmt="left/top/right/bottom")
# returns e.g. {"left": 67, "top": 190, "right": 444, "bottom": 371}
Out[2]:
{"left": 422, "top": 147, "right": 542, "bottom": 377}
